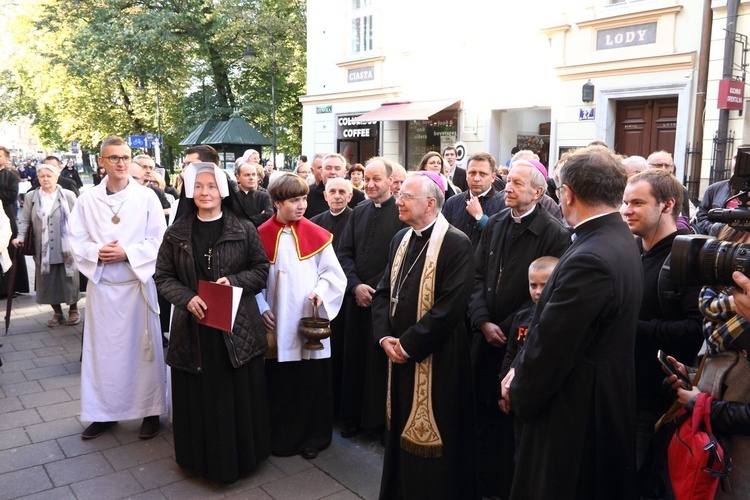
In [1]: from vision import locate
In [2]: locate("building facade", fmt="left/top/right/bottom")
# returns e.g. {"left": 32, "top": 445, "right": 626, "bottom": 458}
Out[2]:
{"left": 302, "top": 0, "right": 750, "bottom": 196}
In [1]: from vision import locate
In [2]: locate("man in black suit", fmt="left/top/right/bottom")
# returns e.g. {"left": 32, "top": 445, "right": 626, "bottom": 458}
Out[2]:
{"left": 442, "top": 146, "right": 467, "bottom": 192}
{"left": 505, "top": 146, "right": 642, "bottom": 499}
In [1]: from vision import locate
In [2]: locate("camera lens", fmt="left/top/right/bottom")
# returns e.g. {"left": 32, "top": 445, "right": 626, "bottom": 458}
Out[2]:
{"left": 672, "top": 234, "right": 750, "bottom": 286}
{"left": 698, "top": 239, "right": 750, "bottom": 286}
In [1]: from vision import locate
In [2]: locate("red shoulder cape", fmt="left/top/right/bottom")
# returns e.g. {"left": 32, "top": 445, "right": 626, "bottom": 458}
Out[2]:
{"left": 258, "top": 215, "right": 333, "bottom": 264}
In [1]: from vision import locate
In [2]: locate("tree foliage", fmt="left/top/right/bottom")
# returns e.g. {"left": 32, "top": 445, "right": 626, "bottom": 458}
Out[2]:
{"left": 0, "top": 0, "right": 306, "bottom": 164}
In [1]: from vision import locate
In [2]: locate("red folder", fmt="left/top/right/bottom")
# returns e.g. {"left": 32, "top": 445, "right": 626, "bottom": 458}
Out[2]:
{"left": 197, "top": 280, "right": 242, "bottom": 332}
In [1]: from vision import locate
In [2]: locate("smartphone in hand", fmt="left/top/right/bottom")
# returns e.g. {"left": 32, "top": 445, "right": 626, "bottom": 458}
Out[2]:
{"left": 657, "top": 350, "right": 692, "bottom": 390}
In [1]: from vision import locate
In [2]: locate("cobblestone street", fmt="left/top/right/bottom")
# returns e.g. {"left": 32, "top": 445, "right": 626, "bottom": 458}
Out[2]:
{"left": 0, "top": 273, "right": 383, "bottom": 500}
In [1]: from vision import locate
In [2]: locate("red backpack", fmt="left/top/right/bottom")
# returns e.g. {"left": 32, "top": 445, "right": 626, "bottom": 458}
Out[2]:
{"left": 668, "top": 393, "right": 731, "bottom": 500}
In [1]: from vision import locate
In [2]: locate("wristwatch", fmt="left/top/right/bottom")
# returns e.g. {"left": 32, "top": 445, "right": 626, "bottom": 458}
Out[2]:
{"left": 475, "top": 212, "right": 484, "bottom": 221}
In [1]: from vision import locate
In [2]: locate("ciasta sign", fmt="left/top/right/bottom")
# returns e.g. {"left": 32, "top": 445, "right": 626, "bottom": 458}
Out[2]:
{"left": 348, "top": 66, "right": 374, "bottom": 83}
{"left": 718, "top": 79, "right": 745, "bottom": 111}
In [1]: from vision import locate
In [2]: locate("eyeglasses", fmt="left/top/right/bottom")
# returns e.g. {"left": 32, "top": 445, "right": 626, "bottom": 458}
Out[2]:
{"left": 104, "top": 155, "right": 132, "bottom": 164}
{"left": 394, "top": 192, "right": 430, "bottom": 201}
{"left": 649, "top": 162, "right": 672, "bottom": 169}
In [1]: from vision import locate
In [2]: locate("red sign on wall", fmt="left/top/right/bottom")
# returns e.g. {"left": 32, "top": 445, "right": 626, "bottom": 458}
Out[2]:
{"left": 718, "top": 79, "right": 745, "bottom": 110}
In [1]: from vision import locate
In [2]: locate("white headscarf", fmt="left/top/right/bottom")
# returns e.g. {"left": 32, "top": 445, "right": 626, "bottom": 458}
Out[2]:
{"left": 183, "top": 162, "right": 230, "bottom": 198}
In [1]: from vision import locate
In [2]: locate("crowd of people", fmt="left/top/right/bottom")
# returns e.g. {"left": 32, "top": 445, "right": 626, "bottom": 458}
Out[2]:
{"left": 4, "top": 138, "right": 750, "bottom": 499}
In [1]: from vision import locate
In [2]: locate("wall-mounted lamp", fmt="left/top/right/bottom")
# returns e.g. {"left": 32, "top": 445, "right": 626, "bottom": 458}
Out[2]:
{"left": 582, "top": 80, "right": 595, "bottom": 103}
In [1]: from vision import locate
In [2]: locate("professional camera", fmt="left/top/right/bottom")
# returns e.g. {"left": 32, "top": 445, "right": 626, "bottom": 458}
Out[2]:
{"left": 671, "top": 147, "right": 750, "bottom": 286}
{"left": 671, "top": 234, "right": 750, "bottom": 286}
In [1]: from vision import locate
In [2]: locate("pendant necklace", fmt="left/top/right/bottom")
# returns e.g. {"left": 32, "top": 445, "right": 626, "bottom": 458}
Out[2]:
{"left": 103, "top": 188, "right": 125, "bottom": 224}
{"left": 391, "top": 238, "right": 430, "bottom": 317}
{"left": 105, "top": 201, "right": 125, "bottom": 224}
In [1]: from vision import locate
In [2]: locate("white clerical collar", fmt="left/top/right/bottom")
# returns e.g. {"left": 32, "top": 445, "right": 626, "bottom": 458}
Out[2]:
{"left": 197, "top": 212, "right": 223, "bottom": 222}
{"left": 413, "top": 218, "right": 438, "bottom": 237}
{"left": 573, "top": 211, "right": 611, "bottom": 229}
{"left": 330, "top": 208, "right": 346, "bottom": 217}
{"left": 511, "top": 204, "right": 537, "bottom": 223}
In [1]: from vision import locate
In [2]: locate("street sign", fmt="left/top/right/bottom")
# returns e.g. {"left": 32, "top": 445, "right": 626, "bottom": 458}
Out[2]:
{"left": 127, "top": 135, "right": 162, "bottom": 149}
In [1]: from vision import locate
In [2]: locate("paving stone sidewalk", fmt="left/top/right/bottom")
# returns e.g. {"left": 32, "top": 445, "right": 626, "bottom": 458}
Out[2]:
{"left": 0, "top": 286, "right": 383, "bottom": 500}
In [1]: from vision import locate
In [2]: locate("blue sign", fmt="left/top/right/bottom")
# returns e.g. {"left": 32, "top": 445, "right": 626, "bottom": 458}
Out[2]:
{"left": 127, "top": 135, "right": 162, "bottom": 148}
{"left": 579, "top": 108, "right": 596, "bottom": 121}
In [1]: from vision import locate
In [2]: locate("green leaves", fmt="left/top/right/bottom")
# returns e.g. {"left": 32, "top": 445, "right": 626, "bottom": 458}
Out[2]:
{"left": 0, "top": 0, "right": 305, "bottom": 160}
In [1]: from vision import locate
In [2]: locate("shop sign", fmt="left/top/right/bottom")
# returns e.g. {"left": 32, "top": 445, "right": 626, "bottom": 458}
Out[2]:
{"left": 337, "top": 115, "right": 378, "bottom": 139}
{"left": 717, "top": 79, "right": 745, "bottom": 110}
{"left": 596, "top": 22, "right": 656, "bottom": 50}
{"left": 348, "top": 66, "right": 374, "bottom": 83}
{"left": 316, "top": 105, "right": 332, "bottom": 114}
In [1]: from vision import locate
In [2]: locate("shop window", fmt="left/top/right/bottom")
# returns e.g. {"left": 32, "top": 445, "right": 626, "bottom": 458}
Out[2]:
{"left": 404, "top": 111, "right": 458, "bottom": 170}
{"left": 351, "top": 0, "right": 373, "bottom": 54}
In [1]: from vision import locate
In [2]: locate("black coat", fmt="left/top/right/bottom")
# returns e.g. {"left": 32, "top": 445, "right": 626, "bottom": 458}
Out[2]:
{"left": 441, "top": 187, "right": 506, "bottom": 248}
{"left": 154, "top": 211, "right": 269, "bottom": 373}
{"left": 231, "top": 188, "right": 274, "bottom": 227}
{"left": 469, "top": 203, "right": 569, "bottom": 330}
{"left": 451, "top": 167, "right": 468, "bottom": 192}
{"left": 305, "top": 181, "right": 365, "bottom": 219}
{"left": 510, "top": 212, "right": 642, "bottom": 500}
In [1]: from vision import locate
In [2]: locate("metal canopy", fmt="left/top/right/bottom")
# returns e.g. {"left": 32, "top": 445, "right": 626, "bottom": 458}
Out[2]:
{"left": 201, "top": 113, "right": 271, "bottom": 146}
{"left": 179, "top": 119, "right": 220, "bottom": 146}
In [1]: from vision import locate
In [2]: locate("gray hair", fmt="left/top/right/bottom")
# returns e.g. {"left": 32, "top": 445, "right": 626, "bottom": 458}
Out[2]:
{"left": 510, "top": 160, "right": 547, "bottom": 189}
{"left": 408, "top": 172, "right": 445, "bottom": 212}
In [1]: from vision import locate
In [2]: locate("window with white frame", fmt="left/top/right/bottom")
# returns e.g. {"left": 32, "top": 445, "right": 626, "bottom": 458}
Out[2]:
{"left": 351, "top": 0, "right": 373, "bottom": 54}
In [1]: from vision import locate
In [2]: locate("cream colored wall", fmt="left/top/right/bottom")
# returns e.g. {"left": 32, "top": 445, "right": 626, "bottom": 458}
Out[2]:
{"left": 302, "top": 0, "right": 555, "bottom": 161}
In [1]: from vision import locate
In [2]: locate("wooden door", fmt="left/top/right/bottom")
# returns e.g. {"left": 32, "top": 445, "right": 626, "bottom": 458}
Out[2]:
{"left": 614, "top": 98, "right": 677, "bottom": 157}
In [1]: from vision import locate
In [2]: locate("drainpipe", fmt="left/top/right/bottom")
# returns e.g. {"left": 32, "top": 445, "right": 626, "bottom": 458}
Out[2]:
{"left": 714, "top": 0, "right": 741, "bottom": 185}
{"left": 688, "top": 0, "right": 712, "bottom": 200}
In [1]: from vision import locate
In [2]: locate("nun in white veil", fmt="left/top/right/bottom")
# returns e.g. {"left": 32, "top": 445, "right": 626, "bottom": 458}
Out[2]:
{"left": 154, "top": 162, "right": 272, "bottom": 484}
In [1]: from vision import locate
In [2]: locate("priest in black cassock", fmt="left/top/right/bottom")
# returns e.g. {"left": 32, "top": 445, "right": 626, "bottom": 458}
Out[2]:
{"left": 304, "top": 153, "right": 365, "bottom": 218}
{"left": 310, "top": 178, "right": 354, "bottom": 253}
{"left": 310, "top": 177, "right": 353, "bottom": 416}
{"left": 372, "top": 172, "right": 477, "bottom": 500}
{"left": 230, "top": 161, "right": 273, "bottom": 227}
{"left": 337, "top": 157, "right": 406, "bottom": 437}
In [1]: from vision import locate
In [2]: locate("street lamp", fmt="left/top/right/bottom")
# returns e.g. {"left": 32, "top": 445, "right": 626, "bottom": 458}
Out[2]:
{"left": 244, "top": 44, "right": 277, "bottom": 165}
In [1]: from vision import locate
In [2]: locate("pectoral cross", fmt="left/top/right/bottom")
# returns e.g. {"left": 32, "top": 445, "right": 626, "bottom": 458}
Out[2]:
{"left": 390, "top": 293, "right": 398, "bottom": 317}
{"left": 204, "top": 247, "right": 213, "bottom": 270}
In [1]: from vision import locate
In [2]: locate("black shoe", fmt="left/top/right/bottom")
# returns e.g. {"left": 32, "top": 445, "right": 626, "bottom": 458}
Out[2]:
{"left": 340, "top": 421, "right": 361, "bottom": 438}
{"left": 301, "top": 447, "right": 319, "bottom": 459}
{"left": 139, "top": 416, "right": 160, "bottom": 439}
{"left": 81, "top": 421, "right": 117, "bottom": 439}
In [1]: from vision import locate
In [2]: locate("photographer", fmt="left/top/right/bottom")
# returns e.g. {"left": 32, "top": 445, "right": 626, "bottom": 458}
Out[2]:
{"left": 666, "top": 228, "right": 750, "bottom": 498}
